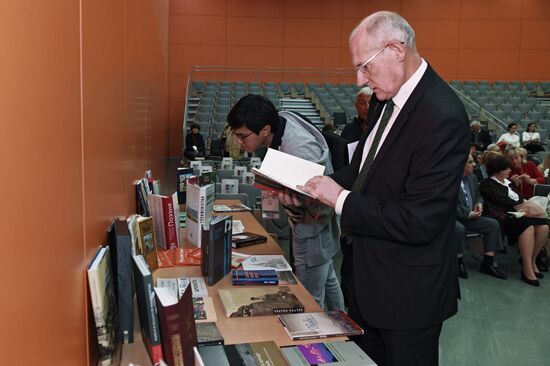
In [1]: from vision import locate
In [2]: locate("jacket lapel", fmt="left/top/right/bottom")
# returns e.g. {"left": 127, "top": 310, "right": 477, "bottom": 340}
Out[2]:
{"left": 360, "top": 64, "right": 437, "bottom": 190}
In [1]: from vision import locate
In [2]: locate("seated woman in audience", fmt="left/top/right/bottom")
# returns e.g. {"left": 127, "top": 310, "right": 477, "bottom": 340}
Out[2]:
{"left": 475, "top": 150, "right": 501, "bottom": 181}
{"left": 538, "top": 153, "right": 550, "bottom": 184}
{"left": 522, "top": 123, "right": 545, "bottom": 154}
{"left": 504, "top": 146, "right": 545, "bottom": 199}
{"left": 184, "top": 122, "right": 206, "bottom": 161}
{"left": 496, "top": 123, "right": 520, "bottom": 150}
{"left": 480, "top": 155, "right": 548, "bottom": 286}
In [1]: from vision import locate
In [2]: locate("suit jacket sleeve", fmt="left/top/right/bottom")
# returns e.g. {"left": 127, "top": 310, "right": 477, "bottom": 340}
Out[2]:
{"left": 456, "top": 189, "right": 470, "bottom": 221}
{"left": 340, "top": 112, "right": 469, "bottom": 246}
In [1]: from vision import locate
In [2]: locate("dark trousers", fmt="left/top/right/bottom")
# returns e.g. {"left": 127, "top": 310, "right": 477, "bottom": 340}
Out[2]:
{"left": 341, "top": 241, "right": 443, "bottom": 366}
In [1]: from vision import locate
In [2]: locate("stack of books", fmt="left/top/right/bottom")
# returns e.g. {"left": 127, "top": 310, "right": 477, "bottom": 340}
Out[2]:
{"left": 232, "top": 269, "right": 279, "bottom": 285}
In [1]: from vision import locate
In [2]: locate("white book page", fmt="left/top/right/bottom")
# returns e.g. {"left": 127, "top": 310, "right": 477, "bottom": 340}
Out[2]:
{"left": 255, "top": 148, "right": 325, "bottom": 190}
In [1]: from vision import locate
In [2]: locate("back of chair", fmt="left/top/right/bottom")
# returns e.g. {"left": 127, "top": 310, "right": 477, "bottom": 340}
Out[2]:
{"left": 533, "top": 183, "right": 550, "bottom": 197}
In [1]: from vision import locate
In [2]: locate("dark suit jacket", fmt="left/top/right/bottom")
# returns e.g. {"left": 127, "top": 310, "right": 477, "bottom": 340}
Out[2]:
{"left": 322, "top": 131, "right": 349, "bottom": 172}
{"left": 331, "top": 64, "right": 469, "bottom": 330}
{"left": 341, "top": 117, "right": 365, "bottom": 143}
{"left": 470, "top": 128, "right": 492, "bottom": 150}
{"left": 457, "top": 174, "right": 483, "bottom": 222}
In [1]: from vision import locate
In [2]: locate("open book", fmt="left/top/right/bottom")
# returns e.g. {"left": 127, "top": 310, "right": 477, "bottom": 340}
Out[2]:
{"left": 252, "top": 148, "right": 325, "bottom": 200}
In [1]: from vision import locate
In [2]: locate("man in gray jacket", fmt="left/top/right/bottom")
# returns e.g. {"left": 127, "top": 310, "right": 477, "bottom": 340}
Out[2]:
{"left": 227, "top": 94, "right": 344, "bottom": 311}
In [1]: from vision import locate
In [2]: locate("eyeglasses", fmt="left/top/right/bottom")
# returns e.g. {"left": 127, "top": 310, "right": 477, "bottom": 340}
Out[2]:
{"left": 234, "top": 131, "right": 255, "bottom": 141}
{"left": 353, "top": 41, "right": 404, "bottom": 74}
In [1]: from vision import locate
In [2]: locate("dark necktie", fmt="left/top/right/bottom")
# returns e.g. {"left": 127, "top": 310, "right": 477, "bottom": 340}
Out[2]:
{"left": 351, "top": 100, "right": 395, "bottom": 192}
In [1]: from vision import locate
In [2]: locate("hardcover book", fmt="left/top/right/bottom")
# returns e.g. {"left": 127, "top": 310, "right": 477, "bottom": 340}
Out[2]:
{"left": 106, "top": 218, "right": 134, "bottom": 344}
{"left": 218, "top": 286, "right": 304, "bottom": 317}
{"left": 135, "top": 216, "right": 159, "bottom": 271}
{"left": 132, "top": 255, "right": 164, "bottom": 365}
{"left": 196, "top": 322, "right": 224, "bottom": 347}
{"left": 196, "top": 341, "right": 289, "bottom": 366}
{"left": 281, "top": 341, "right": 376, "bottom": 366}
{"left": 176, "top": 167, "right": 194, "bottom": 205}
{"left": 201, "top": 215, "right": 233, "bottom": 286}
{"left": 232, "top": 232, "right": 267, "bottom": 248}
{"left": 277, "top": 271, "right": 298, "bottom": 285}
{"left": 154, "top": 286, "right": 197, "bottom": 366}
{"left": 134, "top": 178, "right": 151, "bottom": 217}
{"left": 186, "top": 176, "right": 215, "bottom": 248}
{"left": 193, "top": 296, "right": 217, "bottom": 323}
{"left": 87, "top": 246, "right": 120, "bottom": 365}
{"left": 148, "top": 192, "right": 180, "bottom": 250}
{"left": 252, "top": 148, "right": 324, "bottom": 200}
{"left": 232, "top": 269, "right": 279, "bottom": 285}
{"left": 278, "top": 311, "right": 364, "bottom": 341}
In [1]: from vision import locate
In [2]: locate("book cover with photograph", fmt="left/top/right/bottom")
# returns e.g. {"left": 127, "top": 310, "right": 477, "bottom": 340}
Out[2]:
{"left": 135, "top": 216, "right": 159, "bottom": 271}
{"left": 218, "top": 286, "right": 304, "bottom": 317}
{"left": 281, "top": 341, "right": 376, "bottom": 366}
{"left": 176, "top": 167, "right": 193, "bottom": 204}
{"left": 201, "top": 215, "right": 233, "bottom": 286}
{"left": 278, "top": 311, "right": 364, "bottom": 341}
{"left": 242, "top": 254, "right": 292, "bottom": 272}
{"left": 197, "top": 341, "right": 288, "bottom": 366}
{"left": 87, "top": 246, "right": 121, "bottom": 365}
{"left": 193, "top": 296, "right": 217, "bottom": 323}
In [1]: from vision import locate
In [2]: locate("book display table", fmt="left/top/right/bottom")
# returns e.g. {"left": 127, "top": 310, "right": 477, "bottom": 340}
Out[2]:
{"left": 121, "top": 201, "right": 346, "bottom": 365}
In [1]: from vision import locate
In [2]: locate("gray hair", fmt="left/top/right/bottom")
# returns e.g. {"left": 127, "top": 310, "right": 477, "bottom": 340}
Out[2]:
{"left": 356, "top": 86, "right": 373, "bottom": 98}
{"left": 470, "top": 120, "right": 481, "bottom": 127}
{"left": 351, "top": 11, "right": 416, "bottom": 50}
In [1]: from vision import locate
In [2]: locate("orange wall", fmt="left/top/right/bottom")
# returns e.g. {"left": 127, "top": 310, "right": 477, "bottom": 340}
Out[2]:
{"left": 0, "top": 1, "right": 169, "bottom": 365}
{"left": 168, "top": 0, "right": 550, "bottom": 156}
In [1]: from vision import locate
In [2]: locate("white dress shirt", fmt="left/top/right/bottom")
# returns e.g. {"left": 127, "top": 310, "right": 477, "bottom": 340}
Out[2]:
{"left": 335, "top": 59, "right": 428, "bottom": 215}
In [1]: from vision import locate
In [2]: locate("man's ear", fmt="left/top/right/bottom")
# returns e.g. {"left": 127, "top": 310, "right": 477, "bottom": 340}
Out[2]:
{"left": 261, "top": 125, "right": 271, "bottom": 136}
{"left": 391, "top": 42, "right": 406, "bottom": 62}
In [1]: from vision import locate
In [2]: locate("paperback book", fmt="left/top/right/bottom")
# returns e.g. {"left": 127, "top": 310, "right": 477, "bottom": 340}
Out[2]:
{"left": 176, "top": 167, "right": 194, "bottom": 204}
{"left": 252, "top": 148, "right": 324, "bottom": 200}
{"left": 132, "top": 255, "right": 164, "bottom": 365}
{"left": 242, "top": 254, "right": 293, "bottom": 272}
{"left": 232, "top": 269, "right": 279, "bottom": 285}
{"left": 196, "top": 322, "right": 224, "bottom": 347}
{"left": 157, "top": 248, "right": 202, "bottom": 267}
{"left": 281, "top": 341, "right": 376, "bottom": 366}
{"left": 277, "top": 311, "right": 364, "bottom": 341}
{"left": 156, "top": 276, "right": 208, "bottom": 298}
{"left": 196, "top": 341, "right": 288, "bottom": 366}
{"left": 186, "top": 176, "right": 215, "bottom": 248}
{"left": 218, "top": 286, "right": 304, "bottom": 317}
{"left": 87, "top": 246, "right": 120, "bottom": 366}
{"left": 213, "top": 203, "right": 253, "bottom": 213}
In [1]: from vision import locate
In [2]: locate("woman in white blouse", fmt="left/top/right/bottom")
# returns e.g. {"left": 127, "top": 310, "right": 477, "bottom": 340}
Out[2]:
{"left": 522, "top": 122, "right": 545, "bottom": 153}
{"left": 479, "top": 155, "right": 548, "bottom": 286}
{"left": 496, "top": 123, "right": 520, "bottom": 148}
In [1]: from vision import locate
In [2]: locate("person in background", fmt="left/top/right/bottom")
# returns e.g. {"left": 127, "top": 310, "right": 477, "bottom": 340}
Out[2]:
{"left": 227, "top": 94, "right": 345, "bottom": 312}
{"left": 486, "top": 143, "right": 502, "bottom": 153}
{"left": 322, "top": 124, "right": 349, "bottom": 172}
{"left": 504, "top": 146, "right": 545, "bottom": 199}
{"left": 479, "top": 155, "right": 548, "bottom": 287}
{"left": 538, "top": 153, "right": 550, "bottom": 184}
{"left": 296, "top": 11, "right": 469, "bottom": 365}
{"left": 341, "top": 86, "right": 373, "bottom": 143}
{"left": 456, "top": 154, "right": 507, "bottom": 280}
{"left": 522, "top": 122, "right": 545, "bottom": 154}
{"left": 496, "top": 123, "right": 520, "bottom": 149}
{"left": 475, "top": 150, "right": 502, "bottom": 181}
{"left": 470, "top": 120, "right": 493, "bottom": 151}
{"left": 219, "top": 123, "right": 245, "bottom": 160}
{"left": 184, "top": 122, "right": 206, "bottom": 161}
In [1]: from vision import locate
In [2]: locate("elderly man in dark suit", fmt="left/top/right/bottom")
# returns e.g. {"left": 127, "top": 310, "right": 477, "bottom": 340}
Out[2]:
{"left": 292, "top": 11, "right": 469, "bottom": 366}
{"left": 456, "top": 153, "right": 507, "bottom": 280}
{"left": 470, "top": 120, "right": 492, "bottom": 151}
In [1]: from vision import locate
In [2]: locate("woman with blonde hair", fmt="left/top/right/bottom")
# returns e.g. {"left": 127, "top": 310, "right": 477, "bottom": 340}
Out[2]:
{"left": 538, "top": 153, "right": 550, "bottom": 184}
{"left": 504, "top": 146, "right": 545, "bottom": 199}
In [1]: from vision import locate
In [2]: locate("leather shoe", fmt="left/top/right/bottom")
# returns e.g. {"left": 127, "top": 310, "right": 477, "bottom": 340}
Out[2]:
{"left": 458, "top": 263, "right": 468, "bottom": 279}
{"left": 534, "top": 271, "right": 544, "bottom": 279}
{"left": 479, "top": 263, "right": 508, "bottom": 280}
{"left": 521, "top": 272, "right": 540, "bottom": 287}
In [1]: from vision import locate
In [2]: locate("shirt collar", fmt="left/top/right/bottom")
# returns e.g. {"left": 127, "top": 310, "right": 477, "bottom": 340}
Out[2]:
{"left": 391, "top": 58, "right": 427, "bottom": 110}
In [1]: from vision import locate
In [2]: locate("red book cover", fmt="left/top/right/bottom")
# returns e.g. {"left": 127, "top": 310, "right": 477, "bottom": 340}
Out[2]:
{"left": 162, "top": 196, "right": 178, "bottom": 250}
{"left": 155, "top": 286, "right": 197, "bottom": 366}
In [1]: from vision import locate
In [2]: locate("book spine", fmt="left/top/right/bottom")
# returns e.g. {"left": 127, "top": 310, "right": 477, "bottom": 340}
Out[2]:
{"left": 117, "top": 233, "right": 134, "bottom": 343}
{"left": 149, "top": 195, "right": 167, "bottom": 249}
{"left": 162, "top": 196, "right": 178, "bottom": 250}
{"left": 199, "top": 188, "right": 206, "bottom": 223}
{"left": 145, "top": 281, "right": 161, "bottom": 345}
{"left": 232, "top": 279, "right": 278, "bottom": 285}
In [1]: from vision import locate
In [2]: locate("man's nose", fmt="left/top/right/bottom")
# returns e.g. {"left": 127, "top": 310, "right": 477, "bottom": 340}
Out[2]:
{"left": 356, "top": 73, "right": 369, "bottom": 88}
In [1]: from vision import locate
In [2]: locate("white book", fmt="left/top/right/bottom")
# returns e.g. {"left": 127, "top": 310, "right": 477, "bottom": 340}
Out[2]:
{"left": 221, "top": 178, "right": 239, "bottom": 194}
{"left": 156, "top": 277, "right": 208, "bottom": 298}
{"left": 242, "top": 254, "right": 292, "bottom": 272}
{"left": 252, "top": 148, "right": 325, "bottom": 199}
{"left": 232, "top": 219, "right": 245, "bottom": 234}
{"left": 186, "top": 177, "right": 215, "bottom": 247}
